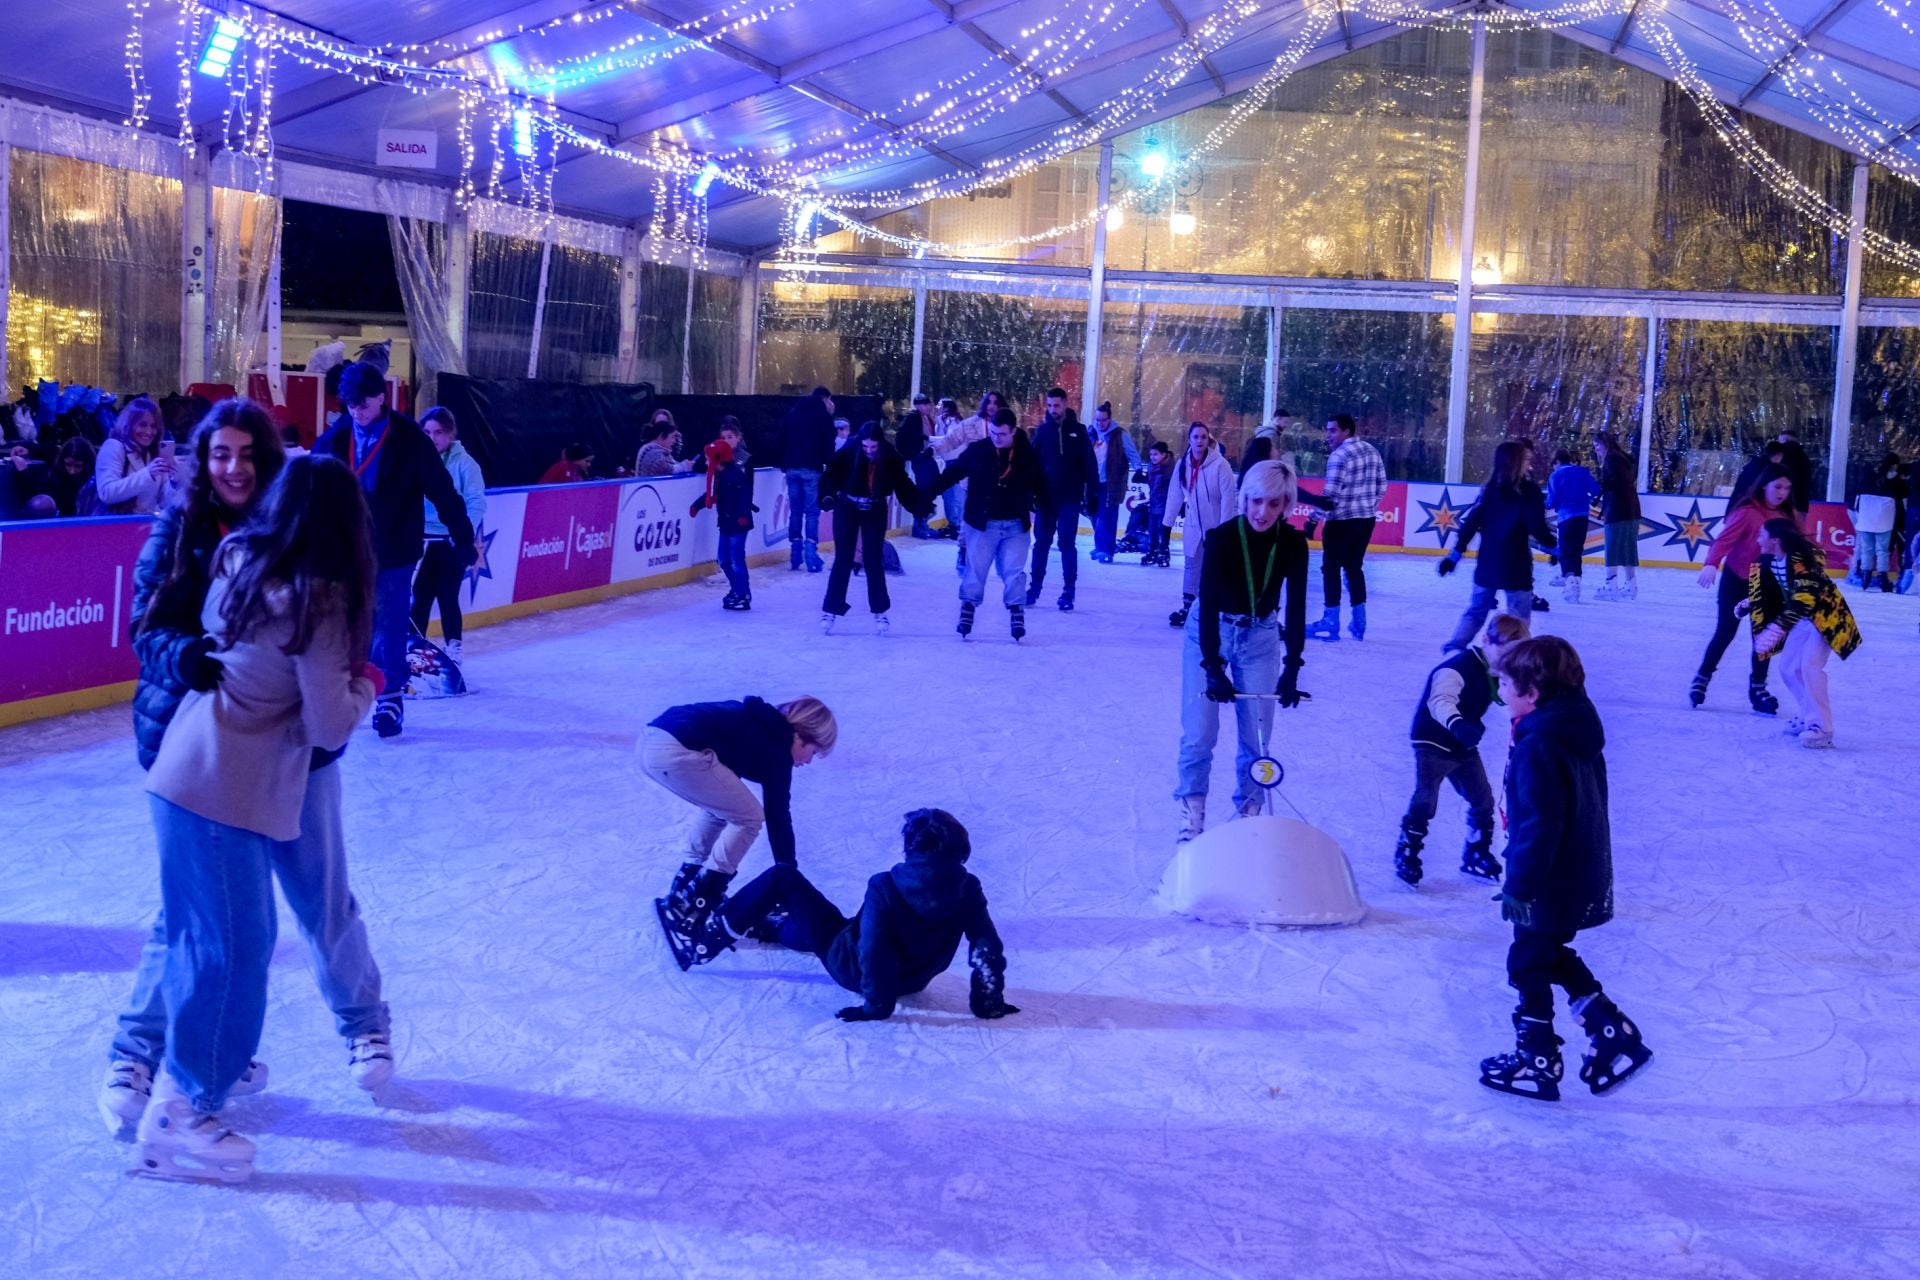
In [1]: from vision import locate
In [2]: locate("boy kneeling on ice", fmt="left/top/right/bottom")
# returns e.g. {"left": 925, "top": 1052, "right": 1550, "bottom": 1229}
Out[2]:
{"left": 673, "top": 808, "right": 1019, "bottom": 1023}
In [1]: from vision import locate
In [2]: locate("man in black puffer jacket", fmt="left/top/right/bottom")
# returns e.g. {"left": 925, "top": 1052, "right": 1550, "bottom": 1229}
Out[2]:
{"left": 1477, "top": 636, "right": 1650, "bottom": 1103}
{"left": 316, "top": 362, "right": 474, "bottom": 739}
{"left": 685, "top": 809, "right": 1018, "bottom": 1023}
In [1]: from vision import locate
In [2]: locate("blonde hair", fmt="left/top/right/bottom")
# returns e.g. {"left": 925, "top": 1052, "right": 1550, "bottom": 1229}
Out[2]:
{"left": 1240, "top": 459, "right": 1297, "bottom": 513}
{"left": 1484, "top": 613, "right": 1531, "bottom": 648}
{"left": 778, "top": 696, "right": 838, "bottom": 754}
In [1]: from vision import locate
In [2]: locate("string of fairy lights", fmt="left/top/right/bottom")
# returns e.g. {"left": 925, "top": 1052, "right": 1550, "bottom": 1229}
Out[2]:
{"left": 114, "top": 0, "right": 1920, "bottom": 271}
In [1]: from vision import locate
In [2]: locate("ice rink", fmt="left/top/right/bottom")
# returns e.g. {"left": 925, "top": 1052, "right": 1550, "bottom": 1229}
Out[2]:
{"left": 3, "top": 539, "right": 1916, "bottom": 1279}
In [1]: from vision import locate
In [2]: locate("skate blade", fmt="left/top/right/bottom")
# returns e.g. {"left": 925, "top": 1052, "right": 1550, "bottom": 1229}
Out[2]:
{"left": 131, "top": 1145, "right": 254, "bottom": 1184}
{"left": 1395, "top": 876, "right": 1422, "bottom": 891}
{"left": 1459, "top": 867, "right": 1501, "bottom": 883}
{"left": 1478, "top": 1075, "right": 1561, "bottom": 1102}
{"left": 1583, "top": 1047, "right": 1652, "bottom": 1095}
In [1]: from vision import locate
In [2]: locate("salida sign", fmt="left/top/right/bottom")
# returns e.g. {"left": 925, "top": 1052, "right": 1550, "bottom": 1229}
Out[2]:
{"left": 375, "top": 129, "right": 438, "bottom": 169}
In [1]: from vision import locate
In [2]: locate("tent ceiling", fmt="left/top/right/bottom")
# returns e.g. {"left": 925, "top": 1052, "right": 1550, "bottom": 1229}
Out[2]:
{"left": 2, "top": 0, "right": 1917, "bottom": 251}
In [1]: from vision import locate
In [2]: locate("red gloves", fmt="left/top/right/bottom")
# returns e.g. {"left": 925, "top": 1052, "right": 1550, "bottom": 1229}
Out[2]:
{"left": 354, "top": 660, "right": 387, "bottom": 696}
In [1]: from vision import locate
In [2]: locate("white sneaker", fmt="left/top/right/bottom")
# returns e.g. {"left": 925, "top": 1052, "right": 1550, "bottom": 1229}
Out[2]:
{"left": 446, "top": 639, "right": 464, "bottom": 666}
{"left": 133, "top": 1072, "right": 255, "bottom": 1184}
{"left": 1176, "top": 796, "right": 1206, "bottom": 844}
{"left": 348, "top": 1032, "right": 395, "bottom": 1091}
{"left": 1781, "top": 717, "right": 1806, "bottom": 737}
{"left": 1800, "top": 725, "right": 1835, "bottom": 749}
{"left": 873, "top": 613, "right": 890, "bottom": 636}
{"left": 1563, "top": 578, "right": 1581, "bottom": 605}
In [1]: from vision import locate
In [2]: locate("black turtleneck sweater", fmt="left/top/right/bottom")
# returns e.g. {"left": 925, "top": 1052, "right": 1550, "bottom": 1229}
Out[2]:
{"left": 1196, "top": 515, "right": 1309, "bottom": 673}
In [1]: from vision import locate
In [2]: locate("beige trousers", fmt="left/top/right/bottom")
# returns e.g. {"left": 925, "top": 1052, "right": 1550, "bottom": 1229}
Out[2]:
{"left": 638, "top": 727, "right": 766, "bottom": 874}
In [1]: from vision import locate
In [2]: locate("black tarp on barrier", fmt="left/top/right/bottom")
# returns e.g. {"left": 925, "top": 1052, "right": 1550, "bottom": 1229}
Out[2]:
{"left": 432, "top": 377, "right": 884, "bottom": 486}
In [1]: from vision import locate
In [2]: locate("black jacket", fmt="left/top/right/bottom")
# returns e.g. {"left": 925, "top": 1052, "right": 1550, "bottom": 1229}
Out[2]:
{"left": 693, "top": 448, "right": 756, "bottom": 532}
{"left": 1451, "top": 482, "right": 1554, "bottom": 590}
{"left": 824, "top": 858, "right": 1006, "bottom": 1019}
{"left": 651, "top": 697, "right": 799, "bottom": 865}
{"left": 1775, "top": 440, "right": 1815, "bottom": 513}
{"left": 1030, "top": 411, "right": 1098, "bottom": 510}
{"left": 1502, "top": 691, "right": 1614, "bottom": 934}
{"left": 130, "top": 503, "right": 340, "bottom": 774}
{"left": 1598, "top": 453, "right": 1640, "bottom": 525}
{"left": 1239, "top": 432, "right": 1278, "bottom": 480}
{"left": 927, "top": 433, "right": 1052, "bottom": 532}
{"left": 895, "top": 411, "right": 932, "bottom": 462}
{"left": 1410, "top": 646, "right": 1497, "bottom": 759}
{"left": 782, "top": 395, "right": 837, "bottom": 472}
{"left": 822, "top": 440, "right": 931, "bottom": 519}
{"left": 318, "top": 411, "right": 474, "bottom": 570}
{"left": 1196, "top": 516, "right": 1308, "bottom": 677}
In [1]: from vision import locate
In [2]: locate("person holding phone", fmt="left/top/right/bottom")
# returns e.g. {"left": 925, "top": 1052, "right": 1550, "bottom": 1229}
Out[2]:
{"left": 97, "top": 397, "right": 177, "bottom": 515}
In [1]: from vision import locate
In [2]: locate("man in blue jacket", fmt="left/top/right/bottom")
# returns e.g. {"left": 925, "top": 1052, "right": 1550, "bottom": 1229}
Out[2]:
{"left": 1026, "top": 387, "right": 1099, "bottom": 612}
{"left": 317, "top": 361, "right": 475, "bottom": 739}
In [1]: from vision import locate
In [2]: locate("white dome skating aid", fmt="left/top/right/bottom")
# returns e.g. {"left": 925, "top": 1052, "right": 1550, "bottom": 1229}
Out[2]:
{"left": 1158, "top": 815, "right": 1366, "bottom": 927}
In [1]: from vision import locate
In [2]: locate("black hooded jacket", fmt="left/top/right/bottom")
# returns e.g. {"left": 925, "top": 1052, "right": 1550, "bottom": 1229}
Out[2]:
{"left": 926, "top": 432, "right": 1052, "bottom": 532}
{"left": 1502, "top": 690, "right": 1614, "bottom": 934}
{"left": 824, "top": 856, "right": 1006, "bottom": 1018}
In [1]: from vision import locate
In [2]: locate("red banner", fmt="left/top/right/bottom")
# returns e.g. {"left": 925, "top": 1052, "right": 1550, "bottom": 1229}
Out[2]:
{"left": 512, "top": 483, "right": 620, "bottom": 603}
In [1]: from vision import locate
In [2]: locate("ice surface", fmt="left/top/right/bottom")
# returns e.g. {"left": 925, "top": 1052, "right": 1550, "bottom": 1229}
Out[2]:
{"left": 2, "top": 543, "right": 1917, "bottom": 1279}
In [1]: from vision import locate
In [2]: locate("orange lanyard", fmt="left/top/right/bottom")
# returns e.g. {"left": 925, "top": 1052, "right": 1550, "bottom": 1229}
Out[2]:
{"left": 352, "top": 428, "right": 387, "bottom": 478}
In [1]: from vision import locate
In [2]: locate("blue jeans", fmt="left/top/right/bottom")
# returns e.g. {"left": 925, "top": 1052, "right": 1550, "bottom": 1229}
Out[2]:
{"left": 942, "top": 475, "right": 965, "bottom": 529}
{"left": 961, "top": 520, "right": 1031, "bottom": 607}
{"left": 1176, "top": 612, "right": 1280, "bottom": 809}
{"left": 373, "top": 564, "right": 414, "bottom": 710}
{"left": 1445, "top": 584, "right": 1534, "bottom": 652}
{"left": 786, "top": 469, "right": 821, "bottom": 548}
{"left": 718, "top": 530, "right": 750, "bottom": 597}
{"left": 1029, "top": 503, "right": 1082, "bottom": 596}
{"left": 1093, "top": 494, "right": 1120, "bottom": 556}
{"left": 114, "top": 763, "right": 388, "bottom": 1073}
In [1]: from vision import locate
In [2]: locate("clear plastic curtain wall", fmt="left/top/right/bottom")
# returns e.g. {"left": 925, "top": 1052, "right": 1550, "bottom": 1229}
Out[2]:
{"left": 537, "top": 245, "right": 621, "bottom": 384}
{"left": 466, "top": 232, "right": 544, "bottom": 380}
{"left": 633, "top": 259, "right": 689, "bottom": 393}
{"left": 1098, "top": 293, "right": 1267, "bottom": 460}
{"left": 922, "top": 282, "right": 1089, "bottom": 419}
{"left": 1652, "top": 321, "right": 1838, "bottom": 497}
{"left": 208, "top": 188, "right": 278, "bottom": 388}
{"left": 7, "top": 149, "right": 181, "bottom": 396}
{"left": 1866, "top": 165, "right": 1920, "bottom": 300}
{"left": 689, "top": 270, "right": 741, "bottom": 395}
{"left": 1464, "top": 313, "right": 1646, "bottom": 474}
{"left": 756, "top": 277, "right": 913, "bottom": 411}
{"left": 1274, "top": 308, "right": 1454, "bottom": 483}
{"left": 1849, "top": 327, "right": 1920, "bottom": 493}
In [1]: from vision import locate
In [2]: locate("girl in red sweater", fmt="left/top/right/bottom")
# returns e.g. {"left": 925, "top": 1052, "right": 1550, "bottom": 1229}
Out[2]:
{"left": 1691, "top": 465, "right": 1801, "bottom": 714}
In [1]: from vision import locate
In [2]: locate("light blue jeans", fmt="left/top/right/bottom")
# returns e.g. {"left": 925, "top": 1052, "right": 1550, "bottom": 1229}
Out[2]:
{"left": 960, "top": 519, "right": 1032, "bottom": 607}
{"left": 1176, "top": 612, "right": 1280, "bottom": 810}
{"left": 116, "top": 764, "right": 387, "bottom": 1089}
{"left": 1445, "top": 585, "right": 1534, "bottom": 652}
{"left": 1855, "top": 529, "right": 1891, "bottom": 574}
{"left": 786, "top": 469, "right": 822, "bottom": 548}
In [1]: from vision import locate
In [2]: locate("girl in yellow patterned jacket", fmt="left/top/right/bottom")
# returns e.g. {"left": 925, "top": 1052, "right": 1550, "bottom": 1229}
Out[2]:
{"left": 1740, "top": 517, "right": 1861, "bottom": 750}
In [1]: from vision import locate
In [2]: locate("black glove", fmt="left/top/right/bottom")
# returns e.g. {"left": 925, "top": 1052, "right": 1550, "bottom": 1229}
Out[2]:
{"left": 1204, "top": 665, "right": 1237, "bottom": 704}
{"left": 178, "top": 636, "right": 224, "bottom": 693}
{"left": 1302, "top": 518, "right": 1321, "bottom": 541}
{"left": 969, "top": 946, "right": 1017, "bottom": 1018}
{"left": 1449, "top": 716, "right": 1485, "bottom": 748}
{"left": 1493, "top": 892, "right": 1533, "bottom": 928}
{"left": 835, "top": 1004, "right": 889, "bottom": 1023}
{"left": 1278, "top": 662, "right": 1309, "bottom": 709}
{"left": 1437, "top": 555, "right": 1458, "bottom": 577}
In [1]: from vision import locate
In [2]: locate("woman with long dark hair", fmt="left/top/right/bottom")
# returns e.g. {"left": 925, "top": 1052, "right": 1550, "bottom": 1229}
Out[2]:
{"left": 1591, "top": 433, "right": 1641, "bottom": 601}
{"left": 819, "top": 422, "right": 930, "bottom": 633}
{"left": 134, "top": 454, "right": 383, "bottom": 1182}
{"left": 1692, "top": 464, "right": 1801, "bottom": 713}
{"left": 1742, "top": 517, "right": 1861, "bottom": 748}
{"left": 1438, "top": 440, "right": 1556, "bottom": 651}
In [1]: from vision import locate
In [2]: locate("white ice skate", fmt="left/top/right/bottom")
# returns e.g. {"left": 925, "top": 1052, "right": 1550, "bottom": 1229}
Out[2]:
{"left": 1563, "top": 577, "right": 1581, "bottom": 605}
{"left": 873, "top": 613, "right": 890, "bottom": 636}
{"left": 348, "top": 1032, "right": 395, "bottom": 1091}
{"left": 1176, "top": 796, "right": 1205, "bottom": 844}
{"left": 1780, "top": 717, "right": 1806, "bottom": 737}
{"left": 1800, "top": 725, "right": 1835, "bottom": 750}
{"left": 820, "top": 612, "right": 837, "bottom": 634}
{"left": 132, "top": 1072, "right": 255, "bottom": 1184}
{"left": 99, "top": 1057, "right": 267, "bottom": 1140}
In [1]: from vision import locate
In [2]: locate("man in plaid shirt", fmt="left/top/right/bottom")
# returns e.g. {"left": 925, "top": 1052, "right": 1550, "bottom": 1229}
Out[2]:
{"left": 1303, "top": 413, "right": 1387, "bottom": 641}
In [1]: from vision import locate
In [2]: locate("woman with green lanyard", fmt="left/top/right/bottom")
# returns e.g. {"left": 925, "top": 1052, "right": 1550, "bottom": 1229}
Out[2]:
{"left": 1174, "top": 461, "right": 1312, "bottom": 844}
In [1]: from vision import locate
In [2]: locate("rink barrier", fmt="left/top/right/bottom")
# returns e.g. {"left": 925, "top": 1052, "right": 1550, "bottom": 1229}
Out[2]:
{"left": 0, "top": 474, "right": 1860, "bottom": 728}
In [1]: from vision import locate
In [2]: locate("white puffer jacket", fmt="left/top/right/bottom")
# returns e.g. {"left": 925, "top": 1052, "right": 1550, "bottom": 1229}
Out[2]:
{"left": 1163, "top": 446, "right": 1237, "bottom": 537}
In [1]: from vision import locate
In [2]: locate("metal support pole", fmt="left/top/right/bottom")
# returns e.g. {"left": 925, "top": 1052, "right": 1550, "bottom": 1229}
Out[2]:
{"left": 0, "top": 108, "right": 12, "bottom": 400}
{"left": 616, "top": 226, "right": 640, "bottom": 384}
{"left": 447, "top": 200, "right": 472, "bottom": 367}
{"left": 1828, "top": 159, "right": 1869, "bottom": 501}
{"left": 265, "top": 199, "right": 284, "bottom": 403}
{"left": 740, "top": 259, "right": 763, "bottom": 394}
{"left": 526, "top": 236, "right": 553, "bottom": 380}
{"left": 1637, "top": 307, "right": 1658, "bottom": 491}
{"left": 1443, "top": 17, "right": 1488, "bottom": 484}
{"left": 1080, "top": 141, "right": 1114, "bottom": 426}
{"left": 681, "top": 256, "right": 696, "bottom": 394}
{"left": 1262, "top": 290, "right": 1282, "bottom": 427}
{"left": 909, "top": 273, "right": 928, "bottom": 402}
{"left": 181, "top": 143, "right": 213, "bottom": 390}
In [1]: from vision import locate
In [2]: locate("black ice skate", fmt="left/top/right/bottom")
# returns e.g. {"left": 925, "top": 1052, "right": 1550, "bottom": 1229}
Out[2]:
{"left": 1479, "top": 1014, "right": 1564, "bottom": 1102}
{"left": 656, "top": 894, "right": 737, "bottom": 971}
{"left": 1460, "top": 823, "right": 1502, "bottom": 882}
{"left": 1573, "top": 994, "right": 1652, "bottom": 1094}
{"left": 957, "top": 601, "right": 976, "bottom": 638}
{"left": 1748, "top": 679, "right": 1779, "bottom": 716}
{"left": 660, "top": 861, "right": 704, "bottom": 930}
{"left": 1393, "top": 821, "right": 1425, "bottom": 888}
{"left": 1009, "top": 605, "right": 1027, "bottom": 641}
{"left": 373, "top": 699, "right": 402, "bottom": 739}
{"left": 1168, "top": 594, "right": 1194, "bottom": 627}
{"left": 1688, "top": 670, "right": 1710, "bottom": 708}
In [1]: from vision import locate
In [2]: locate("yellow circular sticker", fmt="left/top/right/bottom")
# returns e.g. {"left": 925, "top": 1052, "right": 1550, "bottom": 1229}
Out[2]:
{"left": 1250, "top": 756, "right": 1284, "bottom": 788}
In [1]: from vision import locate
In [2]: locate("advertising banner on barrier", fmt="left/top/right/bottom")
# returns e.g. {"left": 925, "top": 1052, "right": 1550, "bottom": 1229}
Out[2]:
{"left": 514, "top": 484, "right": 620, "bottom": 603}
{"left": 0, "top": 518, "right": 151, "bottom": 706}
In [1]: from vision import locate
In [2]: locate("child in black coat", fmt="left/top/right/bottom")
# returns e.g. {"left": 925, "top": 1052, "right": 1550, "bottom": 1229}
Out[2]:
{"left": 1479, "top": 637, "right": 1650, "bottom": 1102}
{"left": 681, "top": 809, "right": 1018, "bottom": 1023}
{"left": 688, "top": 418, "right": 757, "bottom": 610}
{"left": 1394, "top": 612, "right": 1530, "bottom": 888}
